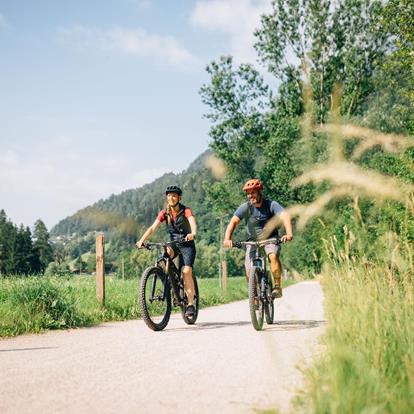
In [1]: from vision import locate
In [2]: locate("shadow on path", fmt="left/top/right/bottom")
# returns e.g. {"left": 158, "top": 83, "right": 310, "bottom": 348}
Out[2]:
{"left": 165, "top": 320, "right": 252, "bottom": 332}
{"left": 0, "top": 346, "right": 58, "bottom": 353}
{"left": 163, "top": 319, "right": 326, "bottom": 332}
{"left": 264, "top": 320, "right": 326, "bottom": 332}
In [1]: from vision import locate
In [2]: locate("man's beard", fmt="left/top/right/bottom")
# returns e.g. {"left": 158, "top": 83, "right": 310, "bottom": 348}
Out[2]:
{"left": 255, "top": 194, "right": 262, "bottom": 204}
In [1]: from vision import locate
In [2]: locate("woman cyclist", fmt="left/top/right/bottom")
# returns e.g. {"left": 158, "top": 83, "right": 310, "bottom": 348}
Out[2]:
{"left": 136, "top": 185, "right": 197, "bottom": 317}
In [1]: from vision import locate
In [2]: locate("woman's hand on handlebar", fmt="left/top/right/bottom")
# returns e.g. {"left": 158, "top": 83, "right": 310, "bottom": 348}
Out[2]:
{"left": 136, "top": 239, "right": 145, "bottom": 249}
{"left": 184, "top": 233, "right": 196, "bottom": 241}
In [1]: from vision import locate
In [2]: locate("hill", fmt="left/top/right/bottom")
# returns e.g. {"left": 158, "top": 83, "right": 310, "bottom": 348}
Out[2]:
{"left": 50, "top": 150, "right": 219, "bottom": 257}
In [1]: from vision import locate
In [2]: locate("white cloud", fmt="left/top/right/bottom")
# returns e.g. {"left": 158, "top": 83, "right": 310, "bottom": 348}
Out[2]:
{"left": 59, "top": 25, "right": 199, "bottom": 69}
{"left": 0, "top": 141, "right": 173, "bottom": 228}
{"left": 190, "top": 0, "right": 272, "bottom": 64}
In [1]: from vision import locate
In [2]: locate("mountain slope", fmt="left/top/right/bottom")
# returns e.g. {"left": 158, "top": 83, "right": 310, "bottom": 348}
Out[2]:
{"left": 51, "top": 150, "right": 217, "bottom": 245}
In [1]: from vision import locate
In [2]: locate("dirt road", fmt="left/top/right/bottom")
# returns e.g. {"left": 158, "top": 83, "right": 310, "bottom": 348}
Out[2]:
{"left": 0, "top": 280, "right": 325, "bottom": 414}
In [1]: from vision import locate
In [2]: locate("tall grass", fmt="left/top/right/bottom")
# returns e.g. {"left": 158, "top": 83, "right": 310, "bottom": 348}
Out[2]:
{"left": 295, "top": 241, "right": 414, "bottom": 413}
{"left": 288, "top": 82, "right": 414, "bottom": 412}
{"left": 0, "top": 275, "right": 251, "bottom": 337}
{"left": 0, "top": 277, "right": 90, "bottom": 336}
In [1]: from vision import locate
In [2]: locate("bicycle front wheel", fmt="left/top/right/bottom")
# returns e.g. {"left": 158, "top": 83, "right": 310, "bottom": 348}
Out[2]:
{"left": 265, "top": 298, "right": 274, "bottom": 324}
{"left": 265, "top": 274, "right": 275, "bottom": 324}
{"left": 249, "top": 266, "right": 264, "bottom": 331}
{"left": 139, "top": 266, "right": 171, "bottom": 331}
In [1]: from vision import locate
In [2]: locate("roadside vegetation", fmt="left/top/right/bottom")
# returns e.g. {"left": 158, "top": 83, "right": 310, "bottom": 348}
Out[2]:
{"left": 0, "top": 275, "right": 272, "bottom": 337}
{"left": 294, "top": 241, "right": 414, "bottom": 413}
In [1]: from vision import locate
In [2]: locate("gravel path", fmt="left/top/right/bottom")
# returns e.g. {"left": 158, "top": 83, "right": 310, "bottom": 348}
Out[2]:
{"left": 0, "top": 280, "right": 325, "bottom": 414}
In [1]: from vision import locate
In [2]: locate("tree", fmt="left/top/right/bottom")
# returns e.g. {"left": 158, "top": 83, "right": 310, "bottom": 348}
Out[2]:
{"left": 33, "top": 219, "right": 53, "bottom": 273}
{"left": 365, "top": 0, "right": 414, "bottom": 134}
{"left": 14, "top": 225, "right": 36, "bottom": 274}
{"left": 200, "top": 56, "right": 272, "bottom": 180}
{"left": 254, "top": 0, "right": 387, "bottom": 121}
{"left": 199, "top": 0, "right": 407, "bottom": 275}
{"left": 0, "top": 210, "right": 18, "bottom": 275}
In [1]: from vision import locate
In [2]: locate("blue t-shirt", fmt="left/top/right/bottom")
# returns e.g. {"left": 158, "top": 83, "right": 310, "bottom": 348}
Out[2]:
{"left": 234, "top": 197, "right": 284, "bottom": 240}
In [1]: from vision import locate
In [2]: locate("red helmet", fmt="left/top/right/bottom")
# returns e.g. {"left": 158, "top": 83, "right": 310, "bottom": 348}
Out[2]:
{"left": 242, "top": 179, "right": 263, "bottom": 192}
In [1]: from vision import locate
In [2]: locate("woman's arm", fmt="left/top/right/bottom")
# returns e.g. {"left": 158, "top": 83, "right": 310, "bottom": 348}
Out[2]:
{"left": 136, "top": 219, "right": 161, "bottom": 248}
{"left": 185, "top": 216, "right": 197, "bottom": 241}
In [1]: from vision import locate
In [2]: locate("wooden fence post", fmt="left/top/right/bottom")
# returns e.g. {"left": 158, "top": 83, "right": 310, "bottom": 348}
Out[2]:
{"left": 221, "top": 259, "right": 228, "bottom": 290}
{"left": 96, "top": 233, "right": 105, "bottom": 304}
{"left": 219, "top": 215, "right": 228, "bottom": 290}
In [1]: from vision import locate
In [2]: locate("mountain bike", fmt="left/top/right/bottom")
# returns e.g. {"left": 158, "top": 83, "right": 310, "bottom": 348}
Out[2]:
{"left": 138, "top": 239, "right": 199, "bottom": 331}
{"left": 234, "top": 238, "right": 282, "bottom": 331}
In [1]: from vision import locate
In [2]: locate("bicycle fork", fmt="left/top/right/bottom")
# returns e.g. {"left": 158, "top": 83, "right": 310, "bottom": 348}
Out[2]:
{"left": 165, "top": 260, "right": 184, "bottom": 306}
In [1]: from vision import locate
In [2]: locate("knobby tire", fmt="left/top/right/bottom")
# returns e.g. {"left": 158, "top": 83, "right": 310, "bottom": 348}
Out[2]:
{"left": 249, "top": 266, "right": 264, "bottom": 331}
{"left": 265, "top": 296, "right": 275, "bottom": 325}
{"left": 139, "top": 266, "right": 171, "bottom": 331}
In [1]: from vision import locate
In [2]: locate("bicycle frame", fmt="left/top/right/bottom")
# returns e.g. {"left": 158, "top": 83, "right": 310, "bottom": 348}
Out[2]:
{"left": 234, "top": 238, "right": 282, "bottom": 329}
{"left": 250, "top": 246, "right": 267, "bottom": 273}
{"left": 139, "top": 239, "right": 199, "bottom": 330}
{"left": 145, "top": 241, "right": 185, "bottom": 306}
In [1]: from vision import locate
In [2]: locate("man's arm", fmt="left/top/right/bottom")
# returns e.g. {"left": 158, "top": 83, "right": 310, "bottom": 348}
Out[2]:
{"left": 279, "top": 210, "right": 293, "bottom": 242}
{"left": 223, "top": 216, "right": 241, "bottom": 248}
{"left": 136, "top": 219, "right": 161, "bottom": 248}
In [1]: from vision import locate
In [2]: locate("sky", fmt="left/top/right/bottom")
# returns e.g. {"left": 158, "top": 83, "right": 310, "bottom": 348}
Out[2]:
{"left": 0, "top": 0, "right": 274, "bottom": 229}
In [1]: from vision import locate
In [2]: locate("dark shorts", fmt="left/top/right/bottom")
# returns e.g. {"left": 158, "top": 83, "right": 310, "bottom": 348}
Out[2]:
{"left": 171, "top": 240, "right": 196, "bottom": 267}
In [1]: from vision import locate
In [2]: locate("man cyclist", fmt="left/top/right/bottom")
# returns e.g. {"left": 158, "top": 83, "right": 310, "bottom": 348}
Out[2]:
{"left": 136, "top": 185, "right": 197, "bottom": 317}
{"left": 223, "top": 179, "right": 293, "bottom": 298}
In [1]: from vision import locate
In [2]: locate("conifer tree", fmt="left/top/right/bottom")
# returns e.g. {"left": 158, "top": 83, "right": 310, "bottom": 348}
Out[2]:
{"left": 33, "top": 219, "right": 53, "bottom": 273}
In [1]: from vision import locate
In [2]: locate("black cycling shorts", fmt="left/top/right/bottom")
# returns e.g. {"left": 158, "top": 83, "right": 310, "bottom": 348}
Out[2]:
{"left": 170, "top": 240, "right": 196, "bottom": 267}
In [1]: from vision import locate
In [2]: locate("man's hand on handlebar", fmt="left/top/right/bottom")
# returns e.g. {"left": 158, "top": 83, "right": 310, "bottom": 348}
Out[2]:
{"left": 281, "top": 234, "right": 293, "bottom": 243}
{"left": 223, "top": 239, "right": 233, "bottom": 248}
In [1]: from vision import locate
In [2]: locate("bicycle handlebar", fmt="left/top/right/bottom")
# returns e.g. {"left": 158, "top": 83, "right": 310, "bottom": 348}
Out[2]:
{"left": 139, "top": 238, "right": 187, "bottom": 251}
{"left": 233, "top": 238, "right": 282, "bottom": 249}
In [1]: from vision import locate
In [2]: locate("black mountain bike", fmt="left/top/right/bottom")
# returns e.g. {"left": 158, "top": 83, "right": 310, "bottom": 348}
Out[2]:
{"left": 138, "top": 240, "right": 199, "bottom": 331}
{"left": 234, "top": 238, "right": 282, "bottom": 331}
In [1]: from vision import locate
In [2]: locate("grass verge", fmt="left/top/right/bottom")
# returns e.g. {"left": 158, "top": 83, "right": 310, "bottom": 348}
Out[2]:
{"left": 0, "top": 275, "right": 288, "bottom": 337}
{"left": 293, "top": 259, "right": 414, "bottom": 413}
{"left": 0, "top": 275, "right": 296, "bottom": 337}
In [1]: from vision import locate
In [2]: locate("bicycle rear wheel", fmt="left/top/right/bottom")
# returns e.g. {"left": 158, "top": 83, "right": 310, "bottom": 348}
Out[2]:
{"left": 249, "top": 266, "right": 264, "bottom": 331}
{"left": 139, "top": 266, "right": 171, "bottom": 331}
{"left": 181, "top": 274, "right": 199, "bottom": 325}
